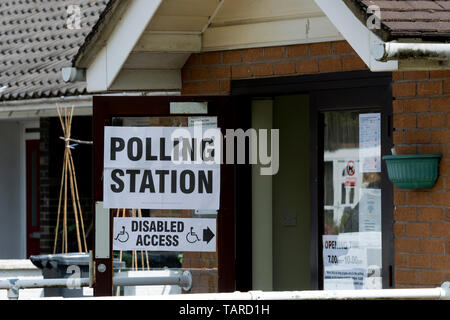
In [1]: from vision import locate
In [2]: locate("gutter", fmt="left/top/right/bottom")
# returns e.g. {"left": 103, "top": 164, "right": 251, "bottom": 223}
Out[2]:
{"left": 0, "top": 95, "right": 93, "bottom": 119}
{"left": 371, "top": 42, "right": 450, "bottom": 64}
{"left": 0, "top": 91, "right": 181, "bottom": 115}
{"left": 0, "top": 95, "right": 93, "bottom": 113}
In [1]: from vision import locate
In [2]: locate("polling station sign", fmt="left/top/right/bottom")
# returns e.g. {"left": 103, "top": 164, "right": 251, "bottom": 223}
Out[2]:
{"left": 113, "top": 217, "right": 216, "bottom": 252}
{"left": 103, "top": 126, "right": 221, "bottom": 210}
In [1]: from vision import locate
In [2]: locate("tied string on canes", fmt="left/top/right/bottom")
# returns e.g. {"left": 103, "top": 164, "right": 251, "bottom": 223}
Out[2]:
{"left": 59, "top": 136, "right": 92, "bottom": 148}
{"left": 60, "top": 137, "right": 78, "bottom": 150}
{"left": 53, "top": 104, "right": 91, "bottom": 254}
{"left": 63, "top": 137, "right": 78, "bottom": 150}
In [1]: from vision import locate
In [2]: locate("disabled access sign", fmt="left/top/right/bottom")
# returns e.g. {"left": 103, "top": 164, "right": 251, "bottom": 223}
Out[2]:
{"left": 113, "top": 217, "right": 216, "bottom": 252}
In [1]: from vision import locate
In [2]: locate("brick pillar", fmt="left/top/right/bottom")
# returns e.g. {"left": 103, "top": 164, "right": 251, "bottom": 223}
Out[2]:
{"left": 392, "top": 70, "right": 450, "bottom": 287}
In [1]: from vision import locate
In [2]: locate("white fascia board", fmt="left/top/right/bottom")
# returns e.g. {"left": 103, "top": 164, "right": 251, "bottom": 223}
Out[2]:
{"left": 86, "top": 0, "right": 163, "bottom": 92}
{"left": 314, "top": 0, "right": 398, "bottom": 72}
{"left": 134, "top": 33, "right": 202, "bottom": 53}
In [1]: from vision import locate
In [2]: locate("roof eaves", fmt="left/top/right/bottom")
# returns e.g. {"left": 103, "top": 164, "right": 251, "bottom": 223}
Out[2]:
{"left": 72, "top": 0, "right": 129, "bottom": 68}
{"left": 343, "top": 0, "right": 393, "bottom": 42}
{"left": 343, "top": 0, "right": 450, "bottom": 43}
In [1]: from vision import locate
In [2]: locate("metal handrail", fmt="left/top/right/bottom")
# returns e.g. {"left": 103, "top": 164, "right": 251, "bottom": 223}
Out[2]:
{"left": 3, "top": 277, "right": 448, "bottom": 300}
{"left": 114, "top": 271, "right": 192, "bottom": 289}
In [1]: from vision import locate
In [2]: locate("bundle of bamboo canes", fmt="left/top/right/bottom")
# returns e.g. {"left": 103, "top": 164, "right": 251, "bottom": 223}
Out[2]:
{"left": 115, "top": 208, "right": 151, "bottom": 296}
{"left": 53, "top": 105, "right": 88, "bottom": 254}
{"left": 115, "top": 208, "right": 151, "bottom": 271}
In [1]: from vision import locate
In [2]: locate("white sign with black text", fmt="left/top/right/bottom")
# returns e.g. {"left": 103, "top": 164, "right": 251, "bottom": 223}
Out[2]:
{"left": 323, "top": 234, "right": 367, "bottom": 290}
{"left": 113, "top": 217, "right": 216, "bottom": 252}
{"left": 359, "top": 113, "right": 381, "bottom": 173}
{"left": 103, "top": 126, "right": 221, "bottom": 210}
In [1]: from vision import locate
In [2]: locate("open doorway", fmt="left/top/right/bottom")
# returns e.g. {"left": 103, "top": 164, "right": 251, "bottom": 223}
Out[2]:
{"left": 252, "top": 94, "right": 310, "bottom": 291}
{"left": 26, "top": 140, "right": 40, "bottom": 257}
{"left": 237, "top": 71, "right": 393, "bottom": 291}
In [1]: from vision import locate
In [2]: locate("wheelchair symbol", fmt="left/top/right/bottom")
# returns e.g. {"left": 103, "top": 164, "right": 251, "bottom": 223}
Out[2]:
{"left": 114, "top": 226, "right": 129, "bottom": 243}
{"left": 186, "top": 227, "right": 200, "bottom": 244}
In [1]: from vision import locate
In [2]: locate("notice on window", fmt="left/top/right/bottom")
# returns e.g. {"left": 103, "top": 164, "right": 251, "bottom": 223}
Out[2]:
{"left": 345, "top": 160, "right": 358, "bottom": 187}
{"left": 323, "top": 234, "right": 367, "bottom": 290}
{"left": 188, "top": 116, "right": 218, "bottom": 129}
{"left": 359, "top": 113, "right": 381, "bottom": 173}
{"left": 323, "top": 232, "right": 383, "bottom": 290}
{"left": 103, "top": 126, "right": 221, "bottom": 210}
{"left": 359, "top": 189, "right": 381, "bottom": 232}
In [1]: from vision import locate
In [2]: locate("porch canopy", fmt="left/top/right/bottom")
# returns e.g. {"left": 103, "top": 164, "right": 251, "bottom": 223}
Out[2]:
{"left": 69, "top": 0, "right": 450, "bottom": 93}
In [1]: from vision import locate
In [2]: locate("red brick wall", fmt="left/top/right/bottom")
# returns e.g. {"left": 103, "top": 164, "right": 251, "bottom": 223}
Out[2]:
{"left": 392, "top": 70, "right": 450, "bottom": 287}
{"left": 182, "top": 252, "right": 218, "bottom": 293}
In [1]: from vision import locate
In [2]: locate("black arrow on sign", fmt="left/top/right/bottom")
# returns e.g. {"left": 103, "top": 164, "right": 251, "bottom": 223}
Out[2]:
{"left": 203, "top": 227, "right": 215, "bottom": 244}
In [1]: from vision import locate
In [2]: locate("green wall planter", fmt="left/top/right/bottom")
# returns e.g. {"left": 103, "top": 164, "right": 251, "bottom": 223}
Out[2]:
{"left": 382, "top": 154, "right": 442, "bottom": 189}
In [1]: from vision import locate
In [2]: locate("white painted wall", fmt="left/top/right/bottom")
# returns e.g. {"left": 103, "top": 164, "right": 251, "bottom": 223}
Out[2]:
{"left": 251, "top": 96, "right": 311, "bottom": 291}
{"left": 0, "top": 122, "right": 23, "bottom": 258}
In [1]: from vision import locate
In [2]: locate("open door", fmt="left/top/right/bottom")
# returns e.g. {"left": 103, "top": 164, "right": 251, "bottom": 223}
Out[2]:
{"left": 26, "top": 139, "right": 40, "bottom": 257}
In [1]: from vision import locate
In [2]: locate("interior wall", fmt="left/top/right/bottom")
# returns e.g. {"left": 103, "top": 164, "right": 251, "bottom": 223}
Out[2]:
{"left": 272, "top": 94, "right": 310, "bottom": 290}
{"left": 0, "top": 121, "right": 22, "bottom": 258}
{"left": 251, "top": 99, "right": 274, "bottom": 291}
{"left": 251, "top": 94, "right": 311, "bottom": 291}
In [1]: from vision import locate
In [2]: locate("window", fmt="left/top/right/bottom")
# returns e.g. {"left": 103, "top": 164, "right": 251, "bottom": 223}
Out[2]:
{"left": 322, "top": 111, "right": 382, "bottom": 290}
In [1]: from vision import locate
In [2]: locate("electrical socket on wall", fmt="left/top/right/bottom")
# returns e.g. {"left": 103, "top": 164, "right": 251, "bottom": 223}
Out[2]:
{"left": 282, "top": 211, "right": 297, "bottom": 227}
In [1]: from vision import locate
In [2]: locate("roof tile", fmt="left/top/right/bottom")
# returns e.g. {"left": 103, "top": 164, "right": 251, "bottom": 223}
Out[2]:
{"left": 353, "top": 0, "right": 450, "bottom": 40}
{"left": 0, "top": 0, "right": 109, "bottom": 101}
{"left": 436, "top": 1, "right": 450, "bottom": 10}
{"left": 408, "top": 1, "right": 445, "bottom": 10}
